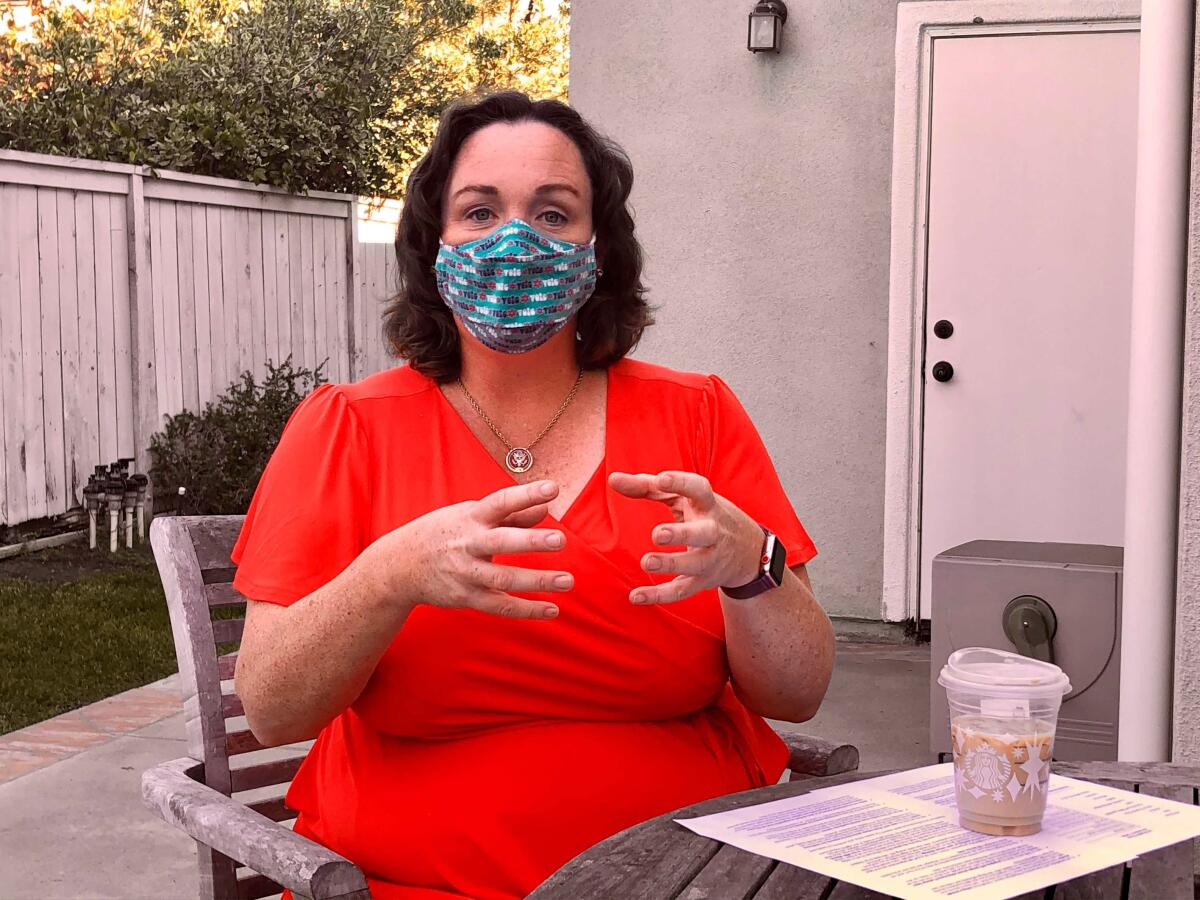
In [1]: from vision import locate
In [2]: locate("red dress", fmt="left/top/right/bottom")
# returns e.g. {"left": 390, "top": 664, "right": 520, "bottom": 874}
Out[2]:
{"left": 230, "top": 356, "right": 818, "bottom": 900}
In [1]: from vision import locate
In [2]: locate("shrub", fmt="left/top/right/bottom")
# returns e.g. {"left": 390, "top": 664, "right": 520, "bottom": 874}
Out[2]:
{"left": 148, "top": 357, "right": 326, "bottom": 515}
{"left": 0, "top": 0, "right": 569, "bottom": 196}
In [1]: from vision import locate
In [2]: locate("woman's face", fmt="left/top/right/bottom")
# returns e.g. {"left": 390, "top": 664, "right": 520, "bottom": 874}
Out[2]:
{"left": 441, "top": 120, "right": 594, "bottom": 247}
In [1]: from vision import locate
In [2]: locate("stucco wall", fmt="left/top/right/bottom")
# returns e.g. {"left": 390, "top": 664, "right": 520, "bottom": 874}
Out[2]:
{"left": 1172, "top": 1, "right": 1200, "bottom": 764}
{"left": 569, "top": 1, "right": 897, "bottom": 619}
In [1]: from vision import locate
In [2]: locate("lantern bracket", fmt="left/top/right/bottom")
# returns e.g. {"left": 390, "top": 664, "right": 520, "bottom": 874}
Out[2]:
{"left": 753, "top": 0, "right": 787, "bottom": 24}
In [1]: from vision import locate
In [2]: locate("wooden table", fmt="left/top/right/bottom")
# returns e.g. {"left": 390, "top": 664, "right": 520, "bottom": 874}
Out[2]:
{"left": 528, "top": 761, "right": 1200, "bottom": 900}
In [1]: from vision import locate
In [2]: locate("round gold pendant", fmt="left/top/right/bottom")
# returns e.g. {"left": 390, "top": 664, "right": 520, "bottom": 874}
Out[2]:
{"left": 505, "top": 447, "right": 534, "bottom": 473}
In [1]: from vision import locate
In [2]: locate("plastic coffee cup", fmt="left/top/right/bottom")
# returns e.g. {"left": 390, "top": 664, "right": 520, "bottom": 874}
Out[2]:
{"left": 938, "top": 647, "right": 1072, "bottom": 836}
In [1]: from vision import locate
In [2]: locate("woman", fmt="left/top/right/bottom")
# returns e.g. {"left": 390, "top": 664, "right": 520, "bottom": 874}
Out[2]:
{"left": 232, "top": 91, "right": 835, "bottom": 900}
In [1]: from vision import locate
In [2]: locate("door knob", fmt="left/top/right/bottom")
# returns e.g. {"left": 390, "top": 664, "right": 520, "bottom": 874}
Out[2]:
{"left": 931, "top": 361, "right": 954, "bottom": 383}
{"left": 934, "top": 319, "right": 954, "bottom": 339}
{"left": 1002, "top": 595, "right": 1058, "bottom": 664}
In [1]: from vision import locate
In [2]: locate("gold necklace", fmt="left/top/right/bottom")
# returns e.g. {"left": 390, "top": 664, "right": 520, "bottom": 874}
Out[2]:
{"left": 456, "top": 368, "right": 586, "bottom": 474}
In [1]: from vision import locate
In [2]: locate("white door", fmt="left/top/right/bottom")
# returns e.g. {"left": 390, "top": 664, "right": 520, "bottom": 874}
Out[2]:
{"left": 918, "top": 28, "right": 1140, "bottom": 621}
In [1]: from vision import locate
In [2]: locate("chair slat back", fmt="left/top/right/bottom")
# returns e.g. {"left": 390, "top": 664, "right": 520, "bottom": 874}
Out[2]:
{"left": 150, "top": 514, "right": 309, "bottom": 900}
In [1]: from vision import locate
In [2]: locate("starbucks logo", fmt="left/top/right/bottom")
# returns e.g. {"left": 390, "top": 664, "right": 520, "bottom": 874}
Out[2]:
{"left": 964, "top": 745, "right": 1013, "bottom": 791}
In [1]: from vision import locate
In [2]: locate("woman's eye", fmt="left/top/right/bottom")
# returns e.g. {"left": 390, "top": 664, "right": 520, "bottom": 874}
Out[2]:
{"left": 466, "top": 208, "right": 492, "bottom": 222}
{"left": 541, "top": 210, "right": 567, "bottom": 225}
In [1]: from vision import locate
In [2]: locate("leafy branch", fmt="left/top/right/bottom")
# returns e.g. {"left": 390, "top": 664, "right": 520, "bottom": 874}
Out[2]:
{"left": 0, "top": 0, "right": 569, "bottom": 197}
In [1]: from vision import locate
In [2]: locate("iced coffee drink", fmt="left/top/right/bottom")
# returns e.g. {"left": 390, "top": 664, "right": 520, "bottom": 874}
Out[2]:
{"left": 950, "top": 714, "right": 1056, "bottom": 835}
{"left": 938, "top": 648, "right": 1071, "bottom": 837}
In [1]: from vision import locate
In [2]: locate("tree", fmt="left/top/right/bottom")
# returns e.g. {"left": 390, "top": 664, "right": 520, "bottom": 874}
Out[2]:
{"left": 0, "top": 0, "right": 569, "bottom": 197}
{"left": 386, "top": 0, "right": 570, "bottom": 191}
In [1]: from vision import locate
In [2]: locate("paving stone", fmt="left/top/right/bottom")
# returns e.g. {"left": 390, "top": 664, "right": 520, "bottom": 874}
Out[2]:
{"left": 0, "top": 710, "right": 110, "bottom": 756}
{"left": 0, "top": 733, "right": 197, "bottom": 899}
{"left": 0, "top": 748, "right": 65, "bottom": 785}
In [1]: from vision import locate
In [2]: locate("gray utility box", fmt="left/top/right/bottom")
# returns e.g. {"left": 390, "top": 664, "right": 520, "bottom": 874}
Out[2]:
{"left": 930, "top": 541, "right": 1124, "bottom": 762}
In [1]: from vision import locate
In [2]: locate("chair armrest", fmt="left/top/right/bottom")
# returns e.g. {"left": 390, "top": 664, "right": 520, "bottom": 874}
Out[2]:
{"left": 776, "top": 732, "right": 860, "bottom": 777}
{"left": 142, "top": 756, "right": 369, "bottom": 900}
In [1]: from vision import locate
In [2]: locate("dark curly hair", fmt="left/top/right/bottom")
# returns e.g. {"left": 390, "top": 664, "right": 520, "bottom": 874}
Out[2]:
{"left": 383, "top": 91, "right": 656, "bottom": 382}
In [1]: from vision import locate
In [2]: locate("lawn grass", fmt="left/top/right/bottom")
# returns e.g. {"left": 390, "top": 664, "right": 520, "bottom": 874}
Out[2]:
{"left": 0, "top": 542, "right": 178, "bottom": 734}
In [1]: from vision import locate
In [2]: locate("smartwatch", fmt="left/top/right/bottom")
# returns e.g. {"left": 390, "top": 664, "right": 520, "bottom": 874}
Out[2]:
{"left": 721, "top": 524, "right": 787, "bottom": 599}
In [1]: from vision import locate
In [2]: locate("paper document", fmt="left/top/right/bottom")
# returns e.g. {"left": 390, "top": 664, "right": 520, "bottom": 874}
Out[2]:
{"left": 675, "top": 764, "right": 1200, "bottom": 899}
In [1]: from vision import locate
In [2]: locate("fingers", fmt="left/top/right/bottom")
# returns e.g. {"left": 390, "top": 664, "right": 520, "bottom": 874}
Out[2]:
{"left": 501, "top": 504, "right": 552, "bottom": 529}
{"left": 607, "top": 471, "right": 673, "bottom": 501}
{"left": 653, "top": 471, "right": 716, "bottom": 510}
{"left": 474, "top": 592, "right": 562, "bottom": 620}
{"left": 609, "top": 470, "right": 716, "bottom": 511}
{"left": 471, "top": 526, "right": 566, "bottom": 557}
{"left": 470, "top": 561, "right": 575, "bottom": 596}
{"left": 477, "top": 480, "right": 558, "bottom": 526}
{"left": 630, "top": 575, "right": 703, "bottom": 605}
{"left": 455, "top": 560, "right": 575, "bottom": 620}
{"left": 640, "top": 548, "right": 709, "bottom": 577}
{"left": 650, "top": 519, "right": 718, "bottom": 549}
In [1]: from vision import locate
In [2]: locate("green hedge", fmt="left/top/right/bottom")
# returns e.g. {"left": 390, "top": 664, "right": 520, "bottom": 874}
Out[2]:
{"left": 0, "top": 0, "right": 569, "bottom": 196}
{"left": 149, "top": 357, "right": 326, "bottom": 515}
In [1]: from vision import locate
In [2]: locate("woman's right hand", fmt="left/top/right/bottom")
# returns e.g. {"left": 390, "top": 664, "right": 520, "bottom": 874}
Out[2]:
{"left": 365, "top": 479, "right": 573, "bottom": 620}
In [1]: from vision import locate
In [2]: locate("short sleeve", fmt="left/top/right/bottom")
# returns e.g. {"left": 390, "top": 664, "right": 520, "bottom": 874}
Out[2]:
{"left": 230, "top": 384, "right": 372, "bottom": 606}
{"left": 699, "top": 374, "right": 817, "bottom": 567}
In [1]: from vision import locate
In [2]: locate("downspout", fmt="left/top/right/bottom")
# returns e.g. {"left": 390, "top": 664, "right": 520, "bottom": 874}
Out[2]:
{"left": 1117, "top": 0, "right": 1195, "bottom": 760}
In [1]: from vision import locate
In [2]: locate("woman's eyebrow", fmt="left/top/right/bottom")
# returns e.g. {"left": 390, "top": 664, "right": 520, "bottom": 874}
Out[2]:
{"left": 533, "top": 182, "right": 582, "bottom": 198}
{"left": 451, "top": 182, "right": 581, "bottom": 200}
{"left": 452, "top": 184, "right": 499, "bottom": 200}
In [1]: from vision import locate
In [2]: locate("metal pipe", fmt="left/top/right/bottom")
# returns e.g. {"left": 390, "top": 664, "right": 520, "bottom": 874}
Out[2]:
{"left": 109, "top": 511, "right": 117, "bottom": 553}
{"left": 83, "top": 477, "right": 103, "bottom": 551}
{"left": 105, "top": 483, "right": 123, "bottom": 554}
{"left": 131, "top": 474, "right": 149, "bottom": 542}
{"left": 1117, "top": 0, "right": 1195, "bottom": 761}
{"left": 123, "top": 486, "right": 136, "bottom": 549}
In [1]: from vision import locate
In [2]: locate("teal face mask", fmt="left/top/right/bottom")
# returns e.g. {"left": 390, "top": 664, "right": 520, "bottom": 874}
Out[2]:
{"left": 434, "top": 218, "right": 599, "bottom": 354}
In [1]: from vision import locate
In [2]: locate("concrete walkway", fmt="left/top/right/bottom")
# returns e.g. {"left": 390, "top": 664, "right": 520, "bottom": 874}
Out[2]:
{"left": 0, "top": 641, "right": 932, "bottom": 900}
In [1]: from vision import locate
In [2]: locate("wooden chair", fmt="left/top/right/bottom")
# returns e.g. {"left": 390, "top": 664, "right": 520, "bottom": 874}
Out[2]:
{"left": 140, "top": 515, "right": 860, "bottom": 900}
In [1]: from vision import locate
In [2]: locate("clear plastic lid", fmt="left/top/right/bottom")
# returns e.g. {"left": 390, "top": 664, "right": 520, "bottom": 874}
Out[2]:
{"left": 938, "top": 647, "right": 1071, "bottom": 698}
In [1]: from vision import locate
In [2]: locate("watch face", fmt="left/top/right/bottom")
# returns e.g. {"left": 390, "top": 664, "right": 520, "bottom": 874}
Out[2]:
{"left": 767, "top": 533, "right": 787, "bottom": 584}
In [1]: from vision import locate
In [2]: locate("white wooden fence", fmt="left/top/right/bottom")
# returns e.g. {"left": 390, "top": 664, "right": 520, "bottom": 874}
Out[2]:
{"left": 0, "top": 149, "right": 399, "bottom": 527}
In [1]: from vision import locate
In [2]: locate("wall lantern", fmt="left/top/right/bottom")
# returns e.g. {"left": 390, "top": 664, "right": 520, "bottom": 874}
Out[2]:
{"left": 747, "top": 0, "right": 788, "bottom": 53}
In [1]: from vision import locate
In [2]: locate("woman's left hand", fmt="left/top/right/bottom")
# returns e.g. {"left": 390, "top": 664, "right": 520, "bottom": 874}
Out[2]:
{"left": 608, "top": 470, "right": 765, "bottom": 604}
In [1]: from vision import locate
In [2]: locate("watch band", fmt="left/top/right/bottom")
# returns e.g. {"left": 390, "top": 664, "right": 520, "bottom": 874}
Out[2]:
{"left": 721, "top": 524, "right": 787, "bottom": 599}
